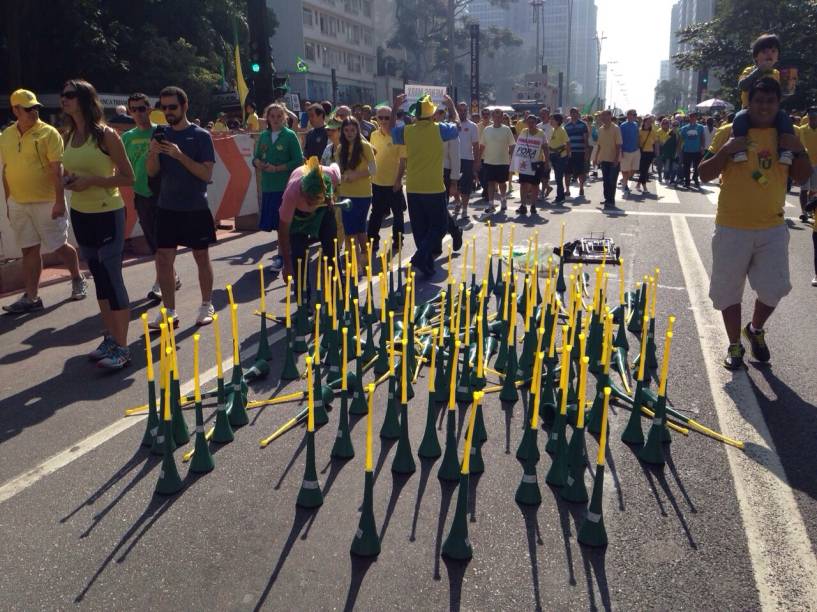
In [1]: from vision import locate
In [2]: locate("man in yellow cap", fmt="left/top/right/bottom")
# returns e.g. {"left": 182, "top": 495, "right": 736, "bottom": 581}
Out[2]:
{"left": 388, "top": 92, "right": 459, "bottom": 277}
{"left": 1, "top": 89, "right": 87, "bottom": 313}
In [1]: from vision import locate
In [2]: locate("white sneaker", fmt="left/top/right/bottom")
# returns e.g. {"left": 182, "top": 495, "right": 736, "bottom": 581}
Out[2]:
{"left": 147, "top": 283, "right": 162, "bottom": 301}
{"left": 175, "top": 273, "right": 182, "bottom": 290}
{"left": 196, "top": 302, "right": 215, "bottom": 326}
{"left": 812, "top": 276, "right": 817, "bottom": 287}
{"left": 149, "top": 309, "right": 177, "bottom": 330}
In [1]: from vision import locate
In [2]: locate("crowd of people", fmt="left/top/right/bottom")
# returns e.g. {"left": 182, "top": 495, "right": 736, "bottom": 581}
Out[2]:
{"left": 1, "top": 32, "right": 816, "bottom": 372}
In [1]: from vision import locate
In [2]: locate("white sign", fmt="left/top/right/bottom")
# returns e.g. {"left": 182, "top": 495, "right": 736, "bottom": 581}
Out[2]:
{"left": 402, "top": 83, "right": 447, "bottom": 110}
{"left": 284, "top": 93, "right": 301, "bottom": 112}
{"left": 510, "top": 132, "right": 546, "bottom": 175}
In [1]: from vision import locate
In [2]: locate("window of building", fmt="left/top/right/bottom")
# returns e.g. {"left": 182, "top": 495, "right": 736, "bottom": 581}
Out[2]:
{"left": 303, "top": 8, "right": 313, "bottom": 27}
{"left": 305, "top": 42, "right": 316, "bottom": 61}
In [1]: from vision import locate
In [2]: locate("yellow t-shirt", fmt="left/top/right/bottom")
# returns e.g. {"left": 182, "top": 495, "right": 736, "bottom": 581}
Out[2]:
{"left": 479, "top": 124, "right": 516, "bottom": 165}
{"left": 246, "top": 112, "right": 260, "bottom": 131}
{"left": 798, "top": 123, "right": 817, "bottom": 165}
{"left": 656, "top": 128, "right": 671, "bottom": 145}
{"left": 639, "top": 127, "right": 658, "bottom": 151}
{"left": 337, "top": 139, "right": 375, "bottom": 198}
{"left": 212, "top": 121, "right": 228, "bottom": 133}
{"left": 369, "top": 129, "right": 405, "bottom": 187}
{"left": 548, "top": 125, "right": 569, "bottom": 157}
{"left": 739, "top": 66, "right": 780, "bottom": 109}
{"left": 515, "top": 120, "right": 527, "bottom": 136}
{"left": 708, "top": 124, "right": 788, "bottom": 229}
{"left": 0, "top": 120, "right": 63, "bottom": 203}
{"left": 63, "top": 135, "right": 124, "bottom": 214}
{"left": 595, "top": 124, "right": 622, "bottom": 163}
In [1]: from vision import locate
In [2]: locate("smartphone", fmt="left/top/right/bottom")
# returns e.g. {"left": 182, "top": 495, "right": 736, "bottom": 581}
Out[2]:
{"left": 152, "top": 127, "right": 166, "bottom": 143}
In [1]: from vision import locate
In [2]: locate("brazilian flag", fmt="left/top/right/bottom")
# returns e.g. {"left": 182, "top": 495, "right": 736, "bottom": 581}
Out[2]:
{"left": 296, "top": 57, "right": 309, "bottom": 73}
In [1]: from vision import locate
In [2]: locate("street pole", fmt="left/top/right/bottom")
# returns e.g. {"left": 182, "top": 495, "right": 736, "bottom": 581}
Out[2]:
{"left": 469, "top": 23, "right": 480, "bottom": 112}
{"left": 531, "top": 0, "right": 543, "bottom": 76}
{"left": 448, "top": 0, "right": 456, "bottom": 95}
{"left": 595, "top": 33, "right": 605, "bottom": 110}
{"left": 565, "top": 0, "right": 573, "bottom": 109}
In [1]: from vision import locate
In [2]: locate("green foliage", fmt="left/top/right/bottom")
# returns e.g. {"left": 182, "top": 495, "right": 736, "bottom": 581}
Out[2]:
{"left": 653, "top": 79, "right": 685, "bottom": 115}
{"left": 0, "top": 0, "right": 270, "bottom": 119}
{"left": 388, "top": 0, "right": 521, "bottom": 84}
{"left": 673, "top": 0, "right": 817, "bottom": 110}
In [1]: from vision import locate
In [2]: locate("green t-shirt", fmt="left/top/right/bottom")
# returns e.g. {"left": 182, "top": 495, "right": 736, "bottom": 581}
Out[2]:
{"left": 253, "top": 127, "right": 304, "bottom": 193}
{"left": 121, "top": 124, "right": 156, "bottom": 197}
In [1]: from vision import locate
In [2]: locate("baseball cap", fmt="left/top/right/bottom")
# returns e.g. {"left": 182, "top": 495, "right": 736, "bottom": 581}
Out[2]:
{"left": 10, "top": 89, "right": 42, "bottom": 109}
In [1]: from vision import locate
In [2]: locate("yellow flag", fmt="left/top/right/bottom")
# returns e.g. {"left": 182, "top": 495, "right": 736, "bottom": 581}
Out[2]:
{"left": 234, "top": 44, "right": 250, "bottom": 118}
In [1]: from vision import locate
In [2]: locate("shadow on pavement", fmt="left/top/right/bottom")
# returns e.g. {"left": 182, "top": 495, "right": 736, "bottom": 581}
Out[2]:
{"left": 410, "top": 457, "right": 436, "bottom": 542}
{"left": 442, "top": 555, "right": 470, "bottom": 612}
{"left": 519, "top": 504, "right": 544, "bottom": 612}
{"left": 342, "top": 555, "right": 377, "bottom": 612}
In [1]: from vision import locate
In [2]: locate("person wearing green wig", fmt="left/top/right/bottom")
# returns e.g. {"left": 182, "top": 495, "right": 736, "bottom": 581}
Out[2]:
{"left": 277, "top": 156, "right": 342, "bottom": 281}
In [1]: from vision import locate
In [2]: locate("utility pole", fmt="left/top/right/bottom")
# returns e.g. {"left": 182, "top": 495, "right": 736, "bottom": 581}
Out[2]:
{"left": 595, "top": 32, "right": 606, "bottom": 110}
{"left": 565, "top": 0, "right": 573, "bottom": 109}
{"left": 531, "top": 0, "right": 544, "bottom": 76}
{"left": 469, "top": 23, "right": 480, "bottom": 112}
{"left": 448, "top": 0, "right": 456, "bottom": 95}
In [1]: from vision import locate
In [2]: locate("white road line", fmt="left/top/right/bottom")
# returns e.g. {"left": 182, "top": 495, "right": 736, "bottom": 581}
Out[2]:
{"left": 671, "top": 214, "right": 817, "bottom": 609}
{"left": 0, "top": 235, "right": 454, "bottom": 506}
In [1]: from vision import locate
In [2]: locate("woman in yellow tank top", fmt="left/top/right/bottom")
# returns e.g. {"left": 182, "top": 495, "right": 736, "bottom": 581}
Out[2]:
{"left": 61, "top": 79, "right": 135, "bottom": 369}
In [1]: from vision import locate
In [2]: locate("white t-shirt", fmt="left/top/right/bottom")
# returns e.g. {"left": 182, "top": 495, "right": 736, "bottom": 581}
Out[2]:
{"left": 537, "top": 122, "right": 554, "bottom": 142}
{"left": 480, "top": 124, "right": 517, "bottom": 165}
{"left": 457, "top": 119, "right": 480, "bottom": 161}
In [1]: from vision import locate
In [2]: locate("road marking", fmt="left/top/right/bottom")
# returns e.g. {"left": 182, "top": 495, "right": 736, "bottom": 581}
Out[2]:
{"left": 0, "top": 235, "right": 455, "bottom": 506}
{"left": 671, "top": 214, "right": 817, "bottom": 609}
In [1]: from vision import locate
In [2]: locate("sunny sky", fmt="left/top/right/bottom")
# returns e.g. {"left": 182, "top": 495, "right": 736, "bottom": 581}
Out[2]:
{"left": 596, "top": 0, "right": 677, "bottom": 112}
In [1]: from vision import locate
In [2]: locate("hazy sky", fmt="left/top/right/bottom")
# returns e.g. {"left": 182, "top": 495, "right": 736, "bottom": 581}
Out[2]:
{"left": 596, "top": 0, "right": 676, "bottom": 112}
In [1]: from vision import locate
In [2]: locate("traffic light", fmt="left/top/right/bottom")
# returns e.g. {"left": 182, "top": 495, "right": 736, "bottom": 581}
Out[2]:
{"left": 251, "top": 62, "right": 261, "bottom": 74}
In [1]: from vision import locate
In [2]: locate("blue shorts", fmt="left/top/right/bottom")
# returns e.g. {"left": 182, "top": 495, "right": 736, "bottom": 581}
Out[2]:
{"left": 341, "top": 196, "right": 371, "bottom": 234}
{"left": 259, "top": 191, "right": 283, "bottom": 231}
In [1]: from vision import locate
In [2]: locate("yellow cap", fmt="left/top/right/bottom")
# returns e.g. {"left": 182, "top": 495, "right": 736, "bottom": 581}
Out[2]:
{"left": 10, "top": 89, "right": 42, "bottom": 109}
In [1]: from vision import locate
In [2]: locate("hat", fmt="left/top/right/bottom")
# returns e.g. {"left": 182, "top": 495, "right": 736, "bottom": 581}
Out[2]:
{"left": 300, "top": 156, "right": 334, "bottom": 200}
{"left": 10, "top": 89, "right": 42, "bottom": 109}
{"left": 408, "top": 94, "right": 437, "bottom": 120}
{"left": 326, "top": 117, "right": 342, "bottom": 130}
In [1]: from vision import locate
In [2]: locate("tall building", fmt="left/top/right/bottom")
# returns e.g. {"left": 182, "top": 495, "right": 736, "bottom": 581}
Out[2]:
{"left": 598, "top": 63, "right": 607, "bottom": 107}
{"left": 538, "top": 0, "right": 599, "bottom": 108}
{"left": 660, "top": 59, "right": 670, "bottom": 82}
{"left": 668, "top": 0, "right": 718, "bottom": 108}
{"left": 269, "top": 0, "right": 377, "bottom": 104}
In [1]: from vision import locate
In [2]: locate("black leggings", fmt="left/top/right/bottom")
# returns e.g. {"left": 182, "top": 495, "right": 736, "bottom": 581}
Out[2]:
{"left": 638, "top": 151, "right": 655, "bottom": 185}
{"left": 70, "top": 208, "right": 129, "bottom": 310}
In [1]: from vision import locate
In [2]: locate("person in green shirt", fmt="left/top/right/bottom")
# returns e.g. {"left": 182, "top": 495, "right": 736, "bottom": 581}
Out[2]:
{"left": 121, "top": 92, "right": 180, "bottom": 300}
{"left": 253, "top": 103, "right": 304, "bottom": 271}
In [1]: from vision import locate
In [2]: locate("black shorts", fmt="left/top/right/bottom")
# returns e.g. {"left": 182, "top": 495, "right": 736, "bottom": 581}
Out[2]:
{"left": 443, "top": 168, "right": 452, "bottom": 192}
{"left": 484, "top": 163, "right": 509, "bottom": 183}
{"left": 458, "top": 159, "right": 474, "bottom": 194}
{"left": 518, "top": 161, "right": 545, "bottom": 184}
{"left": 567, "top": 152, "right": 588, "bottom": 176}
{"left": 134, "top": 193, "right": 159, "bottom": 253}
{"left": 155, "top": 207, "right": 217, "bottom": 250}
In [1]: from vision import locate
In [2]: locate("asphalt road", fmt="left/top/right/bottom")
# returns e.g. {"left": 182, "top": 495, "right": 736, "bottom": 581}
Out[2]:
{"left": 1, "top": 174, "right": 816, "bottom": 611}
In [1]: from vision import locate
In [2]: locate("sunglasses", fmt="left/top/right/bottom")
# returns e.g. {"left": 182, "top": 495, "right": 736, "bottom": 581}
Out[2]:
{"left": 161, "top": 104, "right": 179, "bottom": 111}
{"left": 14, "top": 105, "right": 38, "bottom": 113}
{"left": 60, "top": 91, "right": 78, "bottom": 99}
{"left": 377, "top": 115, "right": 391, "bottom": 120}
{"left": 129, "top": 105, "right": 148, "bottom": 113}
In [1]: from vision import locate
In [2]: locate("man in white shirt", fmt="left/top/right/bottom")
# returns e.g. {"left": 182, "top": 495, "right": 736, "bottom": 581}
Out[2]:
{"left": 479, "top": 108, "right": 517, "bottom": 213}
{"left": 536, "top": 106, "right": 554, "bottom": 200}
{"left": 454, "top": 101, "right": 480, "bottom": 219}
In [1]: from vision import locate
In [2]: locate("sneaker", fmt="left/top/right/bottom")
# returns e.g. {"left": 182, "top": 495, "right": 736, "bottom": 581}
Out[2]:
{"left": 269, "top": 255, "right": 284, "bottom": 271}
{"left": 452, "top": 225, "right": 463, "bottom": 252}
{"left": 147, "top": 283, "right": 162, "bottom": 301}
{"left": 516, "top": 204, "right": 527, "bottom": 215}
{"left": 530, "top": 204, "right": 538, "bottom": 215}
{"left": 175, "top": 273, "right": 182, "bottom": 290}
{"left": 500, "top": 198, "right": 507, "bottom": 212}
{"left": 800, "top": 213, "right": 810, "bottom": 224}
{"left": 723, "top": 343, "right": 746, "bottom": 370}
{"left": 71, "top": 275, "right": 88, "bottom": 300}
{"left": 812, "top": 276, "right": 817, "bottom": 287}
{"left": 88, "top": 335, "right": 115, "bottom": 361}
{"left": 779, "top": 150, "right": 793, "bottom": 166}
{"left": 196, "top": 302, "right": 215, "bottom": 326}
{"left": 804, "top": 198, "right": 817, "bottom": 214}
{"left": 742, "top": 324, "right": 770, "bottom": 363}
{"left": 149, "top": 309, "right": 178, "bottom": 330}
{"left": 97, "top": 345, "right": 131, "bottom": 370}
{"left": 732, "top": 151, "right": 748, "bottom": 163}
{"left": 3, "top": 294, "right": 44, "bottom": 314}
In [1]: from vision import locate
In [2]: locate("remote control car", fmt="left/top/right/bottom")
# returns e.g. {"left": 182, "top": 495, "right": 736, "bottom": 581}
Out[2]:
{"left": 554, "top": 234, "right": 620, "bottom": 264}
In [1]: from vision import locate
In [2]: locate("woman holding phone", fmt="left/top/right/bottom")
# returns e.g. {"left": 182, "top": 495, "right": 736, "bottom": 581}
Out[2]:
{"left": 61, "top": 79, "right": 135, "bottom": 369}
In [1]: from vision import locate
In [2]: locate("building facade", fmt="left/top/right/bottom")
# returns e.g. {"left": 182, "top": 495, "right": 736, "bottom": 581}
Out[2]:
{"left": 269, "top": 0, "right": 377, "bottom": 104}
{"left": 668, "top": 0, "right": 719, "bottom": 108}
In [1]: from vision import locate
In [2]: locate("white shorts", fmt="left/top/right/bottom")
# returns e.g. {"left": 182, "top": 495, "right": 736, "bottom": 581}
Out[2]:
{"left": 7, "top": 199, "right": 69, "bottom": 253}
{"left": 709, "top": 224, "right": 791, "bottom": 310}
{"left": 620, "top": 150, "right": 641, "bottom": 173}
{"left": 800, "top": 167, "right": 817, "bottom": 192}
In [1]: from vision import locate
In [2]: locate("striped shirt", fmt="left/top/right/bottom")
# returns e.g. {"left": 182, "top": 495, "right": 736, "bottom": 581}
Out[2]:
{"left": 564, "top": 120, "right": 588, "bottom": 153}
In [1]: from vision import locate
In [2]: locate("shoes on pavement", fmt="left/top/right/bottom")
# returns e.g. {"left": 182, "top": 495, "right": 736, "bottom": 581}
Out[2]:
{"left": 196, "top": 302, "right": 215, "bottom": 326}
{"left": 88, "top": 335, "right": 116, "bottom": 360}
{"left": 149, "top": 309, "right": 178, "bottom": 330}
{"left": 516, "top": 204, "right": 527, "bottom": 215}
{"left": 97, "top": 344, "right": 131, "bottom": 370}
{"left": 742, "top": 323, "right": 770, "bottom": 363}
{"left": 269, "top": 255, "right": 284, "bottom": 271}
{"left": 530, "top": 204, "right": 538, "bottom": 215}
{"left": 147, "top": 283, "right": 162, "bottom": 301}
{"left": 812, "top": 276, "right": 817, "bottom": 287}
{"left": 723, "top": 342, "right": 746, "bottom": 370}
{"left": 804, "top": 198, "right": 817, "bottom": 214}
{"left": 71, "top": 275, "right": 88, "bottom": 301}
{"left": 175, "top": 273, "right": 182, "bottom": 290}
{"left": 3, "top": 294, "right": 44, "bottom": 314}
{"left": 553, "top": 197, "right": 565, "bottom": 205}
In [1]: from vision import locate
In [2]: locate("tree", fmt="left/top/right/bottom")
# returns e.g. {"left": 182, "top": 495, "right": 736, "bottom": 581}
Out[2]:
{"left": 674, "top": 0, "right": 817, "bottom": 110}
{"left": 0, "top": 0, "right": 260, "bottom": 119}
{"left": 653, "top": 79, "right": 685, "bottom": 115}
{"left": 387, "top": 0, "right": 521, "bottom": 86}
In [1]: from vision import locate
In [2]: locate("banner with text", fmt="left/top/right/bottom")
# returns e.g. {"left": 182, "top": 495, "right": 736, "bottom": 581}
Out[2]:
{"left": 402, "top": 84, "right": 447, "bottom": 110}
